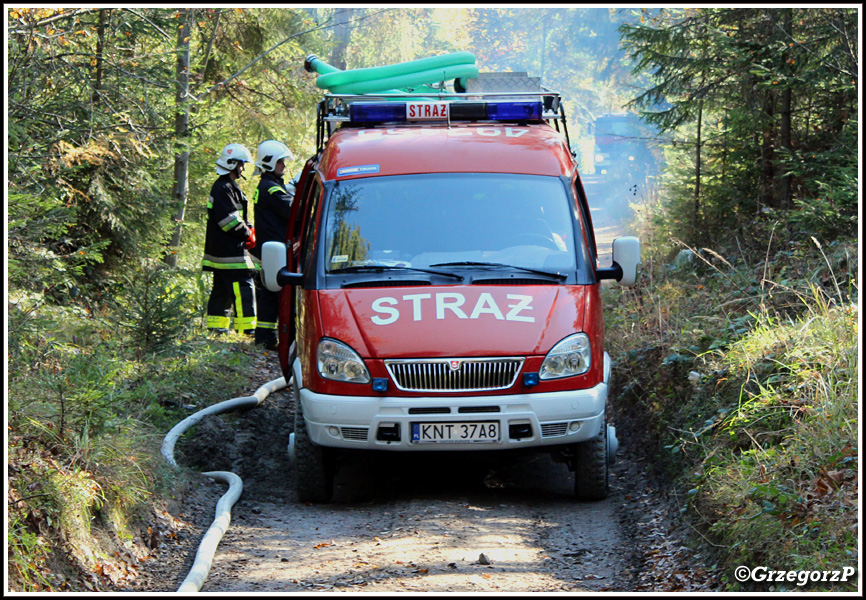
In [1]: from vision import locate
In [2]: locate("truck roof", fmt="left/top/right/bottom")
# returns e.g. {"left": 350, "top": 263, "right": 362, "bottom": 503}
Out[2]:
{"left": 320, "top": 122, "right": 575, "bottom": 181}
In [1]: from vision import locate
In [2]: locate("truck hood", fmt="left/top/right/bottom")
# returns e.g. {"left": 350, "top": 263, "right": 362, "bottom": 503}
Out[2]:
{"left": 317, "top": 286, "right": 587, "bottom": 359}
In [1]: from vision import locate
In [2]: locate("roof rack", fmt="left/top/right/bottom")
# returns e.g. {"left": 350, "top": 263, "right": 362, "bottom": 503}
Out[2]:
{"left": 314, "top": 87, "right": 571, "bottom": 153}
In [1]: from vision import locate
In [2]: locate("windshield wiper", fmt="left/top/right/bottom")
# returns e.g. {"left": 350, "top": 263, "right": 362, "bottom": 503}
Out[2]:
{"left": 332, "top": 265, "right": 464, "bottom": 280}
{"left": 429, "top": 261, "right": 568, "bottom": 281}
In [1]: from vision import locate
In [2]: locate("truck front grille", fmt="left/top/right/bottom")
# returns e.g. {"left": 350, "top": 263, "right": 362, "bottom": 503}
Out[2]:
{"left": 385, "top": 358, "right": 524, "bottom": 392}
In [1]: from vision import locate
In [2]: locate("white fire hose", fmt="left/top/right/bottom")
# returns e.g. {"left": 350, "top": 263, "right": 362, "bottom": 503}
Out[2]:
{"left": 161, "top": 376, "right": 288, "bottom": 592}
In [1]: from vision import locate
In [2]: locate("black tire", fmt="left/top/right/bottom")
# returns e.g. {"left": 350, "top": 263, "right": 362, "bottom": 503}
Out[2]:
{"left": 571, "top": 418, "right": 609, "bottom": 501}
{"left": 293, "top": 378, "right": 334, "bottom": 503}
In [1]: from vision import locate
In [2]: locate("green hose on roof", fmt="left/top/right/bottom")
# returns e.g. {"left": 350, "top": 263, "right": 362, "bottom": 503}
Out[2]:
{"left": 304, "top": 52, "right": 478, "bottom": 95}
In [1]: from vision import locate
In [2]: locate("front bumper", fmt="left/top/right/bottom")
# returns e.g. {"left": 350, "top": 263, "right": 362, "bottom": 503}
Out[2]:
{"left": 292, "top": 360, "right": 606, "bottom": 451}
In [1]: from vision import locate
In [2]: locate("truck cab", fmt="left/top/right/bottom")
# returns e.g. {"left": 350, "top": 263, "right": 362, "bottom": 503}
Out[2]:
{"left": 592, "top": 112, "right": 659, "bottom": 181}
{"left": 263, "top": 88, "right": 641, "bottom": 503}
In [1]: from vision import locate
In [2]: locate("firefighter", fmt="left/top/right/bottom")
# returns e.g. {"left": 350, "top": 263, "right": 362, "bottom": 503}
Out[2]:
{"left": 202, "top": 143, "right": 257, "bottom": 336}
{"left": 250, "top": 139, "right": 296, "bottom": 350}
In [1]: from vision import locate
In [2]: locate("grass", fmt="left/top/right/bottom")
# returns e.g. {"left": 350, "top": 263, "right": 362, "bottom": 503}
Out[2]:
{"left": 606, "top": 228, "right": 859, "bottom": 591}
{"left": 6, "top": 285, "right": 261, "bottom": 592}
{"left": 692, "top": 298, "right": 858, "bottom": 588}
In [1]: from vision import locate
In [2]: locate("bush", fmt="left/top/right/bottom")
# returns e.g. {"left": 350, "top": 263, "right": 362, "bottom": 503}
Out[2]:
{"left": 116, "top": 260, "right": 202, "bottom": 354}
{"left": 606, "top": 213, "right": 859, "bottom": 590}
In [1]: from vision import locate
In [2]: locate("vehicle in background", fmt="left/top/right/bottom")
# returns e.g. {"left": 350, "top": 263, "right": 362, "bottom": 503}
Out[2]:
{"left": 591, "top": 112, "right": 660, "bottom": 183}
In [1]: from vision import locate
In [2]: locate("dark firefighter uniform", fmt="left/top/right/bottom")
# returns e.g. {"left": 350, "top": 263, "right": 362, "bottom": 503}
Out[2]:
{"left": 251, "top": 171, "right": 294, "bottom": 348}
{"left": 202, "top": 175, "right": 257, "bottom": 333}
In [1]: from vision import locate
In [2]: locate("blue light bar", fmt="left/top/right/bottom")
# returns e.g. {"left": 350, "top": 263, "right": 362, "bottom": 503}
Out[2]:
{"left": 349, "top": 103, "right": 407, "bottom": 123}
{"left": 347, "top": 100, "right": 545, "bottom": 124}
{"left": 486, "top": 101, "right": 543, "bottom": 121}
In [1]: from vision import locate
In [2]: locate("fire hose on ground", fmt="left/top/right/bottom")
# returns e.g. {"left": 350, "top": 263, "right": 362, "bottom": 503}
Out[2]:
{"left": 160, "top": 49, "right": 483, "bottom": 592}
{"left": 161, "top": 376, "right": 288, "bottom": 593}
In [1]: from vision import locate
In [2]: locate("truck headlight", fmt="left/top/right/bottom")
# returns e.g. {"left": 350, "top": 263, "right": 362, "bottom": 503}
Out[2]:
{"left": 317, "top": 338, "right": 371, "bottom": 383}
{"left": 539, "top": 333, "right": 591, "bottom": 379}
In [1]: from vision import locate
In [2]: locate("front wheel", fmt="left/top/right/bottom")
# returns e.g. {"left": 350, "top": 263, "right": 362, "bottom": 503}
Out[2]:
{"left": 293, "top": 378, "right": 334, "bottom": 503}
{"left": 571, "top": 418, "right": 609, "bottom": 501}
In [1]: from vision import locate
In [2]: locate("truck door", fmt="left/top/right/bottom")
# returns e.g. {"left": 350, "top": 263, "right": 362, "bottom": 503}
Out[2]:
{"left": 278, "top": 158, "right": 320, "bottom": 375}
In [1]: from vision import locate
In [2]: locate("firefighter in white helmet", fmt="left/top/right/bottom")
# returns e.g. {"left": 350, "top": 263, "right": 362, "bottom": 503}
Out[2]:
{"left": 202, "top": 143, "right": 257, "bottom": 335}
{"left": 250, "top": 140, "right": 296, "bottom": 350}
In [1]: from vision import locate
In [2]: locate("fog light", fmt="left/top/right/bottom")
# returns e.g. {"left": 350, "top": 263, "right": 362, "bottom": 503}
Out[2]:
{"left": 569, "top": 422, "right": 581, "bottom": 433}
{"left": 328, "top": 426, "right": 340, "bottom": 437}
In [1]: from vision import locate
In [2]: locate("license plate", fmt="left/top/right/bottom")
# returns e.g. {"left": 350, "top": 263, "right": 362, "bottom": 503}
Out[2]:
{"left": 411, "top": 421, "right": 499, "bottom": 444}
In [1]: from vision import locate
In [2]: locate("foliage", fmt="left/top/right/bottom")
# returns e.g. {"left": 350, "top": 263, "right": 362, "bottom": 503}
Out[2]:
{"left": 689, "top": 297, "right": 857, "bottom": 590}
{"left": 7, "top": 515, "right": 55, "bottom": 591}
{"left": 465, "top": 7, "right": 651, "bottom": 135}
{"left": 115, "top": 260, "right": 201, "bottom": 353}
{"left": 8, "top": 9, "right": 177, "bottom": 275}
{"left": 620, "top": 8, "right": 858, "bottom": 248}
{"left": 6, "top": 295, "right": 262, "bottom": 591}
{"left": 606, "top": 217, "right": 859, "bottom": 590}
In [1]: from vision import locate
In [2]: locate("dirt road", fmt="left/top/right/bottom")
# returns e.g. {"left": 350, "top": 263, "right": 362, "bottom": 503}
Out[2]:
{"left": 135, "top": 352, "right": 718, "bottom": 593}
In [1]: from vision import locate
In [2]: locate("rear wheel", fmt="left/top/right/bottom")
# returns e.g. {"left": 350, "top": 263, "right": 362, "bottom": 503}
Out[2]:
{"left": 293, "top": 378, "right": 334, "bottom": 503}
{"left": 571, "top": 418, "right": 609, "bottom": 501}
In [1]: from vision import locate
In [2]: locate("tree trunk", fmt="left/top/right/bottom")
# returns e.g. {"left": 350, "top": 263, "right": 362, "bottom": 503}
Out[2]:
{"left": 92, "top": 9, "right": 109, "bottom": 105}
{"left": 693, "top": 98, "right": 703, "bottom": 244}
{"left": 779, "top": 8, "right": 793, "bottom": 210}
{"left": 330, "top": 8, "right": 353, "bottom": 70}
{"left": 165, "top": 9, "right": 192, "bottom": 268}
{"left": 760, "top": 91, "right": 776, "bottom": 210}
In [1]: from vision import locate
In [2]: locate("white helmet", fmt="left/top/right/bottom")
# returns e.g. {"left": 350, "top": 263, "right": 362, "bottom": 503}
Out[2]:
{"left": 254, "top": 140, "right": 294, "bottom": 176}
{"left": 216, "top": 143, "right": 253, "bottom": 176}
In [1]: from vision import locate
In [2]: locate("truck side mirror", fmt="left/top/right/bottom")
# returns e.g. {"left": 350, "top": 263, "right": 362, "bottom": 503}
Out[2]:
{"left": 262, "top": 241, "right": 304, "bottom": 291}
{"left": 596, "top": 236, "right": 641, "bottom": 286}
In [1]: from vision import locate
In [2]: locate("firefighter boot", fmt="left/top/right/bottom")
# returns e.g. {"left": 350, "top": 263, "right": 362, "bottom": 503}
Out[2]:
{"left": 254, "top": 329, "right": 278, "bottom": 351}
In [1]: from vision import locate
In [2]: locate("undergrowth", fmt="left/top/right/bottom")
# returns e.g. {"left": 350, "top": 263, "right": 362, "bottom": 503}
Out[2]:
{"left": 606, "top": 224, "right": 859, "bottom": 591}
{"left": 6, "top": 266, "right": 261, "bottom": 592}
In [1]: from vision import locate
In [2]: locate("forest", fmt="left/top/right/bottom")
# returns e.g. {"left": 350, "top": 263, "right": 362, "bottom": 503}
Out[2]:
{"left": 6, "top": 7, "right": 859, "bottom": 592}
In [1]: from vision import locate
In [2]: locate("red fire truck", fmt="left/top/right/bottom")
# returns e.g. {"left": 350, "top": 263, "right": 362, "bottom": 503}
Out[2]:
{"left": 262, "top": 84, "right": 641, "bottom": 503}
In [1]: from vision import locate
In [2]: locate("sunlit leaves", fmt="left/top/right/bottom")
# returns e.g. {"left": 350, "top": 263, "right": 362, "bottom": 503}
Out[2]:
{"left": 619, "top": 8, "right": 858, "bottom": 247}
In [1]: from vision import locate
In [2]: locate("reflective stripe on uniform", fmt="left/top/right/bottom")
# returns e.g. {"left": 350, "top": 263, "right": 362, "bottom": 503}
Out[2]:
{"left": 234, "top": 316, "right": 257, "bottom": 332}
{"left": 207, "top": 315, "right": 231, "bottom": 329}
{"left": 256, "top": 321, "right": 278, "bottom": 330}
{"left": 268, "top": 185, "right": 284, "bottom": 195}
{"left": 233, "top": 282, "right": 257, "bottom": 332}
{"left": 202, "top": 254, "right": 255, "bottom": 270}
{"left": 219, "top": 211, "right": 242, "bottom": 232}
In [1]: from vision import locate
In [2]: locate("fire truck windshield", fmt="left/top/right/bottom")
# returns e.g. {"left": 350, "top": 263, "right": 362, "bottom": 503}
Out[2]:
{"left": 324, "top": 173, "right": 579, "bottom": 276}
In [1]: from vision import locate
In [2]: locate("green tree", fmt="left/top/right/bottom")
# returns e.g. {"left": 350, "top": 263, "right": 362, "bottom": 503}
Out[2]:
{"left": 620, "top": 7, "right": 858, "bottom": 250}
{"left": 8, "top": 8, "right": 179, "bottom": 294}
